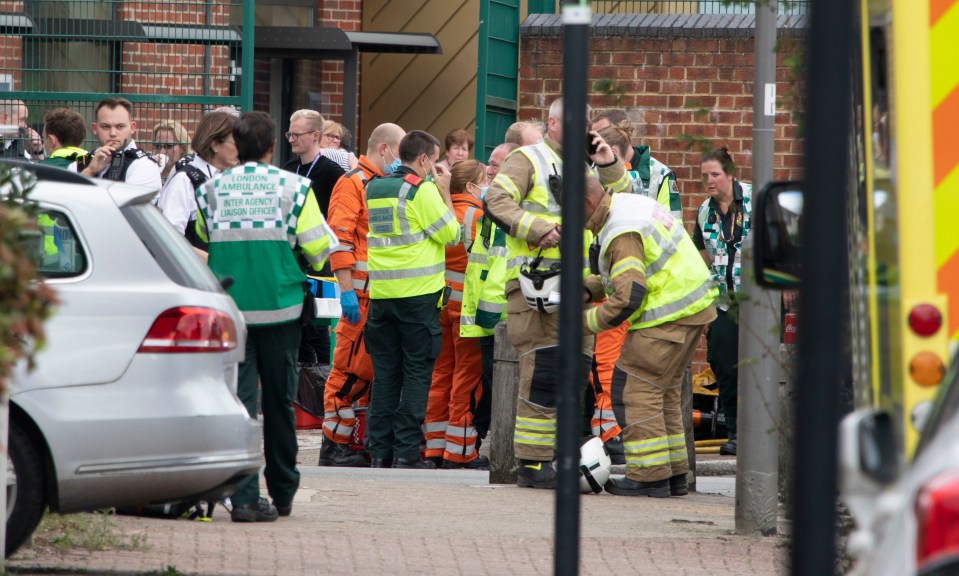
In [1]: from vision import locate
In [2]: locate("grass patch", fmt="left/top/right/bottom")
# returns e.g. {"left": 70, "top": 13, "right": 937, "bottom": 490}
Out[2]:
{"left": 31, "top": 511, "right": 150, "bottom": 552}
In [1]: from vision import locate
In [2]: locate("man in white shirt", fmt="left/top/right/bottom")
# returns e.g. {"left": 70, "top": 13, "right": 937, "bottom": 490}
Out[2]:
{"left": 89, "top": 97, "right": 162, "bottom": 191}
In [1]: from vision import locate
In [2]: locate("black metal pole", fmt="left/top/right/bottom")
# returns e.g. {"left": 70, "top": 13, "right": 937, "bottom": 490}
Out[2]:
{"left": 791, "top": 0, "right": 853, "bottom": 573}
{"left": 555, "top": 2, "right": 590, "bottom": 575}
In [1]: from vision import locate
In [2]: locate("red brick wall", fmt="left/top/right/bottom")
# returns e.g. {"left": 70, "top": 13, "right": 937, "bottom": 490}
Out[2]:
{"left": 118, "top": 1, "right": 234, "bottom": 134}
{"left": 0, "top": 0, "right": 24, "bottom": 92}
{"left": 317, "top": 0, "right": 361, "bottom": 126}
{"left": 518, "top": 31, "right": 806, "bottom": 374}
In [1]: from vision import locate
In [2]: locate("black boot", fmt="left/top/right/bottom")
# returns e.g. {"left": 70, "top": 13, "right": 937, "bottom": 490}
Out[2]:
{"left": 669, "top": 473, "right": 688, "bottom": 496}
{"left": 516, "top": 459, "right": 557, "bottom": 489}
{"left": 605, "top": 435, "right": 626, "bottom": 465}
{"left": 442, "top": 454, "right": 490, "bottom": 470}
{"left": 604, "top": 477, "right": 670, "bottom": 498}
{"left": 230, "top": 497, "right": 279, "bottom": 523}
{"left": 319, "top": 440, "right": 369, "bottom": 467}
{"left": 371, "top": 458, "right": 393, "bottom": 468}
{"left": 719, "top": 438, "right": 737, "bottom": 456}
{"left": 393, "top": 457, "right": 437, "bottom": 469}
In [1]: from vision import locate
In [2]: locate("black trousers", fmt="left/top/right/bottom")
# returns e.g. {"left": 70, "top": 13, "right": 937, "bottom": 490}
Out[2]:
{"left": 234, "top": 320, "right": 301, "bottom": 507}
{"left": 707, "top": 308, "right": 739, "bottom": 440}
{"left": 365, "top": 291, "right": 442, "bottom": 460}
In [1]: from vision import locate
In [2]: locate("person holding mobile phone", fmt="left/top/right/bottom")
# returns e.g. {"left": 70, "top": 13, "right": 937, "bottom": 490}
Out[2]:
{"left": 483, "top": 96, "right": 631, "bottom": 489}
{"left": 90, "top": 97, "right": 162, "bottom": 191}
{"left": 0, "top": 99, "right": 43, "bottom": 161}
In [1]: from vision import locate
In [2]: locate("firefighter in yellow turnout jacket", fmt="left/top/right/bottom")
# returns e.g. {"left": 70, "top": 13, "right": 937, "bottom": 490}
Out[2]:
{"left": 581, "top": 175, "right": 717, "bottom": 497}
{"left": 484, "top": 97, "right": 630, "bottom": 488}
{"left": 364, "top": 130, "right": 461, "bottom": 469}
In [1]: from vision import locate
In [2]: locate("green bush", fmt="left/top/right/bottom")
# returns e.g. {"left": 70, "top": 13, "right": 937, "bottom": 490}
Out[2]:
{"left": 0, "top": 163, "right": 58, "bottom": 392}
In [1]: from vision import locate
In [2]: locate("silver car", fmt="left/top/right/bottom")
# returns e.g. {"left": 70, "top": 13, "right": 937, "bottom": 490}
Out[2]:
{"left": 6, "top": 163, "right": 261, "bottom": 556}
{"left": 840, "top": 352, "right": 959, "bottom": 576}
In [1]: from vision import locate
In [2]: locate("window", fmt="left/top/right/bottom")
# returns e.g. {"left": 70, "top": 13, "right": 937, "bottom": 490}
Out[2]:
{"left": 26, "top": 209, "right": 87, "bottom": 278}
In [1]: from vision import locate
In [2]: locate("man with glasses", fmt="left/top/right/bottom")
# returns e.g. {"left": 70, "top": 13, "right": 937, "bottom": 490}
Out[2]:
{"left": 281, "top": 110, "right": 345, "bottom": 368}
{"left": 364, "top": 130, "right": 459, "bottom": 469}
{"left": 283, "top": 110, "right": 345, "bottom": 217}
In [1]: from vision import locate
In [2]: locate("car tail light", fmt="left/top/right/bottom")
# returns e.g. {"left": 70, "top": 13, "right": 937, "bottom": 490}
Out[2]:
{"left": 916, "top": 472, "right": 959, "bottom": 569}
{"left": 138, "top": 307, "right": 237, "bottom": 353}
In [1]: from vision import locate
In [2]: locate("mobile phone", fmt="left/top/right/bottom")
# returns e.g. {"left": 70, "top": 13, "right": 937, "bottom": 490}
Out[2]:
{"left": 586, "top": 133, "right": 599, "bottom": 156}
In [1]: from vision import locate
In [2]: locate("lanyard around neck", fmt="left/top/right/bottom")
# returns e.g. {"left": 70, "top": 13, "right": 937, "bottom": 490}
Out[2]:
{"left": 297, "top": 152, "right": 321, "bottom": 180}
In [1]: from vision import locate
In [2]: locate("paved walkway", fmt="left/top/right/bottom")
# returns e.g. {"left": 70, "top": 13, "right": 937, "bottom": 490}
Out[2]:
{"left": 8, "top": 432, "right": 787, "bottom": 575}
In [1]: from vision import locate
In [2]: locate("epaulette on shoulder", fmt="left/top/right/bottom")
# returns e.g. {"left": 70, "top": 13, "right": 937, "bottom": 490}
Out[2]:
{"left": 403, "top": 173, "right": 424, "bottom": 187}
{"left": 346, "top": 167, "right": 369, "bottom": 184}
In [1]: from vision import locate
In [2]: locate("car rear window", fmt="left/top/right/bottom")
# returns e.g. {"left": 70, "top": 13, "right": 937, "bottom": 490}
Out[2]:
{"left": 25, "top": 209, "right": 88, "bottom": 279}
{"left": 121, "top": 203, "right": 224, "bottom": 293}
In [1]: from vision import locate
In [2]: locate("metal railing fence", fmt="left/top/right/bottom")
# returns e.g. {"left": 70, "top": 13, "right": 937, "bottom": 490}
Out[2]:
{"left": 590, "top": 1, "right": 809, "bottom": 14}
{"left": 0, "top": 0, "right": 249, "bottom": 154}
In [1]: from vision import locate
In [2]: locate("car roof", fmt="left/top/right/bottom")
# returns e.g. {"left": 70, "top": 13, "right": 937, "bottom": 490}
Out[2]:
{"left": 1, "top": 159, "right": 158, "bottom": 208}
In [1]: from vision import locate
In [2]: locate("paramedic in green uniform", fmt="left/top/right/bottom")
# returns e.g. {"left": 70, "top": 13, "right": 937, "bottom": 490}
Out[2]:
{"left": 195, "top": 111, "right": 337, "bottom": 521}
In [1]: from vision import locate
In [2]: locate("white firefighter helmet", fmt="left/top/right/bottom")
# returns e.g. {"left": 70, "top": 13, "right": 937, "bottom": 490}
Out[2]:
{"left": 579, "top": 436, "right": 612, "bottom": 494}
{"left": 518, "top": 257, "right": 561, "bottom": 314}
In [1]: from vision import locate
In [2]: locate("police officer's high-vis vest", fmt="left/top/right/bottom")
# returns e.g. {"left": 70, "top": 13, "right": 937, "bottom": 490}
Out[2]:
{"left": 695, "top": 180, "right": 752, "bottom": 305}
{"left": 460, "top": 216, "right": 509, "bottom": 337}
{"left": 365, "top": 170, "right": 460, "bottom": 299}
{"left": 195, "top": 162, "right": 337, "bottom": 326}
{"left": 587, "top": 194, "right": 717, "bottom": 332}
{"left": 497, "top": 141, "right": 601, "bottom": 282}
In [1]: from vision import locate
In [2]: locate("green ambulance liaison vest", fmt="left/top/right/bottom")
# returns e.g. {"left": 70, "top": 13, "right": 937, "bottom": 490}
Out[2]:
{"left": 195, "top": 162, "right": 337, "bottom": 326}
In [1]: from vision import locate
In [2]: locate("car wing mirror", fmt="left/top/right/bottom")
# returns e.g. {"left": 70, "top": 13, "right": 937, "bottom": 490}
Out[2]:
{"left": 840, "top": 409, "right": 900, "bottom": 500}
{"left": 753, "top": 180, "right": 803, "bottom": 289}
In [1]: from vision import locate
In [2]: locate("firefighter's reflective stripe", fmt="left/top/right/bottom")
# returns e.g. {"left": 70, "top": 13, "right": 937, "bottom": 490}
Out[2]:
{"left": 514, "top": 415, "right": 557, "bottom": 447}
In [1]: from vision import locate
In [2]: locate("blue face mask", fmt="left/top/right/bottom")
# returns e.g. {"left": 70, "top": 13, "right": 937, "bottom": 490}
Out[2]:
{"left": 382, "top": 148, "right": 401, "bottom": 176}
{"left": 479, "top": 186, "right": 488, "bottom": 200}
{"left": 383, "top": 158, "right": 402, "bottom": 176}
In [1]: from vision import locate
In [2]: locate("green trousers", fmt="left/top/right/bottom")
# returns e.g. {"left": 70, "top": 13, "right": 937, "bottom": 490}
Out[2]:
{"left": 233, "top": 320, "right": 301, "bottom": 508}
{"left": 706, "top": 308, "right": 739, "bottom": 441}
{"left": 365, "top": 291, "right": 442, "bottom": 460}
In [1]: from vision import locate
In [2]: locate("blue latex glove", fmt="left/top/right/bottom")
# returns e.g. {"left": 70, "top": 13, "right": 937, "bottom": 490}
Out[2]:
{"left": 340, "top": 289, "right": 361, "bottom": 324}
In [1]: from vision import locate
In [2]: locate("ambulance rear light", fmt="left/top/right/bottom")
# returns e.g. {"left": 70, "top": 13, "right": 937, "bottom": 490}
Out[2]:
{"left": 908, "top": 304, "right": 943, "bottom": 337}
{"left": 910, "top": 352, "right": 945, "bottom": 387}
